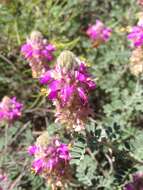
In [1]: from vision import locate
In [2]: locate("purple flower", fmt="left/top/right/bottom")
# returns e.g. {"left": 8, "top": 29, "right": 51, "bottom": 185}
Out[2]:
{"left": 40, "top": 70, "right": 52, "bottom": 84}
{"left": 128, "top": 26, "right": 143, "bottom": 47}
{"left": 32, "top": 159, "right": 44, "bottom": 174}
{"left": 46, "top": 44, "right": 56, "bottom": 52}
{"left": 124, "top": 184, "right": 134, "bottom": 190}
{"left": 40, "top": 51, "right": 96, "bottom": 131}
{"left": 46, "top": 159, "right": 56, "bottom": 171}
{"left": 0, "top": 174, "right": 7, "bottom": 182}
{"left": 57, "top": 144, "right": 71, "bottom": 161}
{"left": 40, "top": 62, "right": 95, "bottom": 106}
{"left": 28, "top": 138, "right": 71, "bottom": 179}
{"left": 0, "top": 96, "right": 23, "bottom": 123}
{"left": 21, "top": 31, "right": 55, "bottom": 78}
{"left": 0, "top": 171, "right": 10, "bottom": 190}
{"left": 124, "top": 172, "right": 143, "bottom": 190}
{"left": 86, "top": 19, "right": 112, "bottom": 47}
{"left": 60, "top": 85, "right": 74, "bottom": 104}
{"left": 28, "top": 145, "right": 39, "bottom": 156}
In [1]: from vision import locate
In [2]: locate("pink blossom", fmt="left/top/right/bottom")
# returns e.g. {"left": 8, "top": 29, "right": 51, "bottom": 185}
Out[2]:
{"left": 0, "top": 174, "right": 7, "bottom": 182}
{"left": 21, "top": 31, "right": 55, "bottom": 78}
{"left": 28, "top": 139, "right": 71, "bottom": 175}
{"left": 32, "top": 159, "right": 44, "bottom": 174}
{"left": 86, "top": 19, "right": 112, "bottom": 47}
{"left": 40, "top": 51, "right": 96, "bottom": 131}
{"left": 21, "top": 32, "right": 55, "bottom": 62}
{"left": 0, "top": 96, "right": 23, "bottom": 123}
{"left": 40, "top": 63, "right": 95, "bottom": 106}
{"left": 0, "top": 172, "right": 8, "bottom": 190}
{"left": 28, "top": 145, "right": 39, "bottom": 156}
{"left": 128, "top": 26, "right": 143, "bottom": 47}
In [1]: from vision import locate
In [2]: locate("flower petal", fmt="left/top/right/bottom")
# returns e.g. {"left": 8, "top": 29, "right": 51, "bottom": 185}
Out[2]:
{"left": 77, "top": 87, "right": 87, "bottom": 104}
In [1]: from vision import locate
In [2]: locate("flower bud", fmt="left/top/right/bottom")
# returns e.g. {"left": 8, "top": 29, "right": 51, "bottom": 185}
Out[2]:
{"left": 57, "top": 50, "right": 79, "bottom": 72}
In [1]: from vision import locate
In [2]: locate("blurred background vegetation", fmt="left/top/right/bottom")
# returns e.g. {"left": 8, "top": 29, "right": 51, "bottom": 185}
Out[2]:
{"left": 0, "top": 0, "right": 143, "bottom": 189}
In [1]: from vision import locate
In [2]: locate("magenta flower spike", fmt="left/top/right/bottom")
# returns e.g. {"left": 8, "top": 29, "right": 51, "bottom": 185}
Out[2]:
{"left": 128, "top": 26, "right": 143, "bottom": 47}
{"left": 21, "top": 31, "right": 55, "bottom": 78}
{"left": 29, "top": 140, "right": 71, "bottom": 174}
{"left": 0, "top": 96, "right": 23, "bottom": 124}
{"left": 28, "top": 132, "right": 71, "bottom": 188}
{"left": 40, "top": 50, "right": 96, "bottom": 131}
{"left": 86, "top": 19, "right": 112, "bottom": 47}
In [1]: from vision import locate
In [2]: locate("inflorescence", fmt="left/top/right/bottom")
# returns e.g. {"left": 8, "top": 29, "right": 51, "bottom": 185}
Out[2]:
{"left": 40, "top": 50, "right": 96, "bottom": 131}
{"left": 0, "top": 96, "right": 23, "bottom": 124}
{"left": 86, "top": 19, "right": 112, "bottom": 47}
{"left": 28, "top": 132, "right": 71, "bottom": 189}
{"left": 21, "top": 31, "right": 55, "bottom": 78}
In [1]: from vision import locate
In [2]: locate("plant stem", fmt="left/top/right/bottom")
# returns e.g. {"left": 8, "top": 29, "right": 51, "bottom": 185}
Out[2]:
{"left": 5, "top": 123, "right": 9, "bottom": 153}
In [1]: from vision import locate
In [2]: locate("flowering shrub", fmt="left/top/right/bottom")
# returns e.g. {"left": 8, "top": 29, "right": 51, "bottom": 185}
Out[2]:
{"left": 1, "top": 0, "right": 143, "bottom": 190}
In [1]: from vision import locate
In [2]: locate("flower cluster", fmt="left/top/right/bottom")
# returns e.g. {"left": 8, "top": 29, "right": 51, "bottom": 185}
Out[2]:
{"left": 127, "top": 13, "right": 143, "bottom": 47}
{"left": 21, "top": 31, "right": 55, "bottom": 78}
{"left": 128, "top": 15, "right": 143, "bottom": 76}
{"left": 124, "top": 172, "right": 143, "bottom": 190}
{"left": 86, "top": 19, "right": 112, "bottom": 47}
{"left": 128, "top": 26, "right": 143, "bottom": 47}
{"left": 0, "top": 96, "right": 23, "bottom": 124}
{"left": 40, "top": 50, "right": 96, "bottom": 131}
{"left": 28, "top": 132, "right": 71, "bottom": 189}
